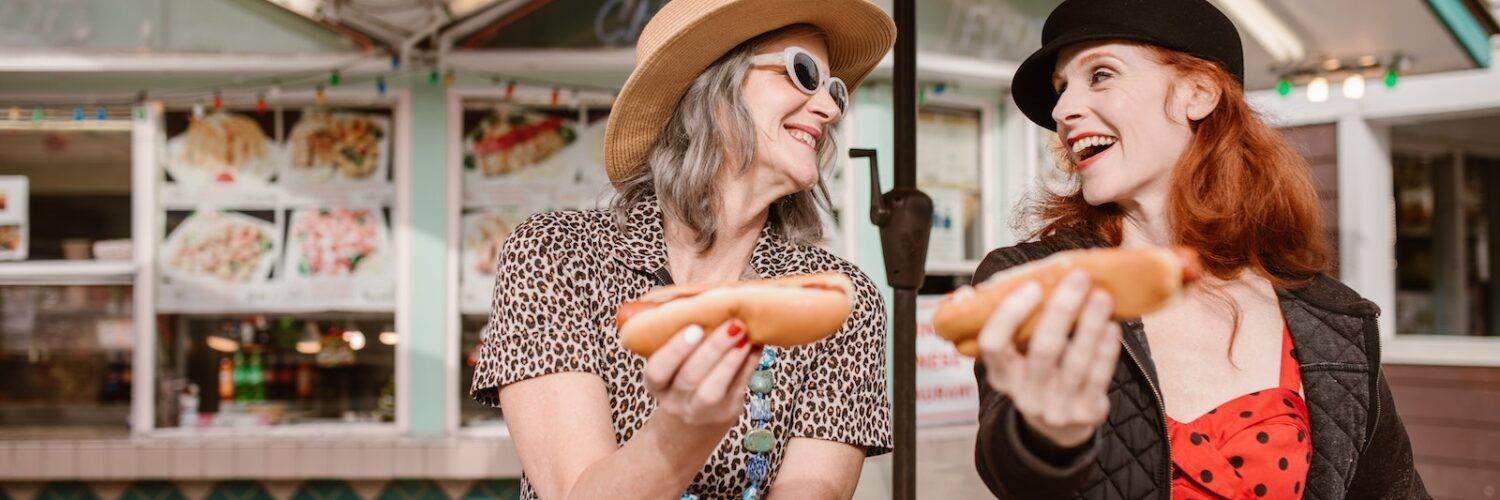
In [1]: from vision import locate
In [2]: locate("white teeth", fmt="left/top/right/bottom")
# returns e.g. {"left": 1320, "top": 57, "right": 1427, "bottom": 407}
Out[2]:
{"left": 1070, "top": 135, "right": 1118, "bottom": 155}
{"left": 787, "top": 128, "right": 816, "bottom": 148}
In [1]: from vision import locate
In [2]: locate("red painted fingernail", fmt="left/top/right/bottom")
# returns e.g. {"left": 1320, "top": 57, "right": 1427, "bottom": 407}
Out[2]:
{"left": 727, "top": 323, "right": 743, "bottom": 337}
{"left": 735, "top": 336, "right": 748, "bottom": 348}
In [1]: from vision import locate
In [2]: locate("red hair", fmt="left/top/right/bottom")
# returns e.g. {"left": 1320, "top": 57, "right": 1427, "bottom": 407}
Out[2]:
{"left": 1022, "top": 44, "right": 1332, "bottom": 289}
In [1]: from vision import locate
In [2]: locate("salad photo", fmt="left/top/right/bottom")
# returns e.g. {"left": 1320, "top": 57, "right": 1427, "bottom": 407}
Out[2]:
{"left": 162, "top": 211, "right": 279, "bottom": 283}
{"left": 285, "top": 207, "right": 389, "bottom": 278}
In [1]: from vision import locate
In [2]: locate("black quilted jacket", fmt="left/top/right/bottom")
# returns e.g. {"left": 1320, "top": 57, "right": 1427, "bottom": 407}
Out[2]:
{"left": 972, "top": 233, "right": 1430, "bottom": 499}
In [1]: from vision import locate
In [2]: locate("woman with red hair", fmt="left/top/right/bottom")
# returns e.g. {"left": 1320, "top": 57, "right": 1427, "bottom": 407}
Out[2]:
{"left": 970, "top": 0, "right": 1428, "bottom": 498}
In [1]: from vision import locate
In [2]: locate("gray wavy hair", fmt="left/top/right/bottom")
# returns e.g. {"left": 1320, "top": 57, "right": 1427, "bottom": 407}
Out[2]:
{"left": 610, "top": 24, "right": 840, "bottom": 251}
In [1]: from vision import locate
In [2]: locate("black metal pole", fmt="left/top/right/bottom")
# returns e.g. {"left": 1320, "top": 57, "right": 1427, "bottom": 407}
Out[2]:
{"left": 891, "top": 0, "right": 919, "bottom": 499}
{"left": 893, "top": 0, "right": 916, "bottom": 190}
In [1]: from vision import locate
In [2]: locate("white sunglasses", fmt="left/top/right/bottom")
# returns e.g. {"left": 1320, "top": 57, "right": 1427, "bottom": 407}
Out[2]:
{"left": 750, "top": 46, "right": 849, "bottom": 113}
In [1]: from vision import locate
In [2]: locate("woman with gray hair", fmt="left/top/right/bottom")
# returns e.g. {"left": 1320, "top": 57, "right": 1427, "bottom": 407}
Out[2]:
{"left": 467, "top": 0, "right": 896, "bottom": 499}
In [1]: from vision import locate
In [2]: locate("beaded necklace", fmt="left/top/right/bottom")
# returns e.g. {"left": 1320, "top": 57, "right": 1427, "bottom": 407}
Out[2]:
{"left": 681, "top": 347, "right": 778, "bottom": 500}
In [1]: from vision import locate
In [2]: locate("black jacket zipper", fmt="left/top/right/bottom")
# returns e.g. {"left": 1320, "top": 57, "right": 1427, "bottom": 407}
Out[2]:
{"left": 1119, "top": 332, "right": 1172, "bottom": 500}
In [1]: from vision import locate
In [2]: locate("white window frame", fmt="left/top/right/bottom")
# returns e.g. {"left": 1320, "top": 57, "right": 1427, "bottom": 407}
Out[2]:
{"left": 1252, "top": 65, "right": 1500, "bottom": 366}
{"left": 918, "top": 94, "right": 999, "bottom": 276}
{"left": 443, "top": 86, "right": 617, "bottom": 436}
{"left": 133, "top": 87, "right": 413, "bottom": 437}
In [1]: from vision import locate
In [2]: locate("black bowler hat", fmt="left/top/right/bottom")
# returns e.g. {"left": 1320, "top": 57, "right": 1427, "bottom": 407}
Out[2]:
{"left": 1011, "top": 0, "right": 1244, "bottom": 130}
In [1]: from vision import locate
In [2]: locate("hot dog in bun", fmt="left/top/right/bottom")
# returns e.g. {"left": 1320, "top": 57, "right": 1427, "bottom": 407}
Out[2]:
{"left": 616, "top": 273, "right": 855, "bottom": 356}
{"left": 933, "top": 246, "right": 1202, "bottom": 356}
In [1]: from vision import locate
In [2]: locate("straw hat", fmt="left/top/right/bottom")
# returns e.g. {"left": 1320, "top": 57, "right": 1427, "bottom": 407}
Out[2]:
{"left": 603, "top": 0, "right": 896, "bottom": 182}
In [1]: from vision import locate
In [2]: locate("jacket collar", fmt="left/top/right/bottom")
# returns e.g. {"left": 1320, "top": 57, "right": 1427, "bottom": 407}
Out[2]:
{"left": 609, "top": 193, "right": 802, "bottom": 279}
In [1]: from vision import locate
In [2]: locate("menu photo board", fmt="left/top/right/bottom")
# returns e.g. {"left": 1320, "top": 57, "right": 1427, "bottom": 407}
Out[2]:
{"left": 156, "top": 107, "right": 397, "bottom": 313}
{"left": 0, "top": 176, "right": 28, "bottom": 261}
{"left": 458, "top": 104, "right": 614, "bottom": 315}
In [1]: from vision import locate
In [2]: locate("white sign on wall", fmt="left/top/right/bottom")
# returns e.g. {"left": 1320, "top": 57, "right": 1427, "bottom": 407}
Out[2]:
{"left": 0, "top": 176, "right": 29, "bottom": 261}
{"left": 917, "top": 295, "right": 980, "bottom": 427}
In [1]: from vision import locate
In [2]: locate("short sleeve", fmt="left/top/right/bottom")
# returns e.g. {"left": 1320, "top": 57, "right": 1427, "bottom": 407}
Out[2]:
{"left": 469, "top": 213, "right": 601, "bottom": 408}
{"left": 791, "top": 269, "right": 893, "bottom": 456}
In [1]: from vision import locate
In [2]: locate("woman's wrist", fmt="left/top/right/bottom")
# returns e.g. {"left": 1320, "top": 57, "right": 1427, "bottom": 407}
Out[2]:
{"left": 643, "top": 412, "right": 736, "bottom": 467}
{"left": 1019, "top": 412, "right": 1095, "bottom": 450}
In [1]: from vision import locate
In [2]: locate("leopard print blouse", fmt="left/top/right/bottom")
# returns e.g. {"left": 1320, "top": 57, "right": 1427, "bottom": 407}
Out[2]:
{"left": 469, "top": 195, "right": 892, "bottom": 499}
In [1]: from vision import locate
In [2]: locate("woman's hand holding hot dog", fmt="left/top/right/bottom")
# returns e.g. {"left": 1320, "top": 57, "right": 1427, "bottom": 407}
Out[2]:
{"left": 976, "top": 270, "right": 1123, "bottom": 448}
{"left": 644, "top": 320, "right": 762, "bottom": 431}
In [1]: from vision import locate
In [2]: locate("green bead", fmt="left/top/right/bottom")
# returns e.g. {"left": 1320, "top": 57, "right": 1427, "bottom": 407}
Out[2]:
{"left": 742, "top": 428, "right": 775, "bottom": 453}
{"left": 749, "top": 370, "right": 775, "bottom": 394}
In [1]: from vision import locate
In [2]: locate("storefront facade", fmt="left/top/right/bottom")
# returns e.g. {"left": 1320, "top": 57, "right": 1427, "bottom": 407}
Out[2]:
{"left": 4, "top": 0, "right": 1498, "bottom": 498}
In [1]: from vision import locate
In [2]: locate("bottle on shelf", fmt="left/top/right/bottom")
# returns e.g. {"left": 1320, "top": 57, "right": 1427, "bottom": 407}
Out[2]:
{"left": 179, "top": 383, "right": 200, "bottom": 428}
{"left": 218, "top": 356, "right": 234, "bottom": 401}
{"left": 233, "top": 351, "right": 247, "bottom": 403}
{"left": 296, "top": 360, "right": 314, "bottom": 399}
{"left": 248, "top": 351, "right": 264, "bottom": 402}
{"left": 279, "top": 354, "right": 296, "bottom": 400}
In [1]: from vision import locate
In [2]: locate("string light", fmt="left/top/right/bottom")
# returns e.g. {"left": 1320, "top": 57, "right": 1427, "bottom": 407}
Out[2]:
{"left": 504, "top": 81, "right": 516, "bottom": 102}
{"left": 192, "top": 102, "right": 205, "bottom": 119}
{"left": 550, "top": 87, "right": 559, "bottom": 107}
{"left": 212, "top": 90, "right": 223, "bottom": 111}
{"left": 1384, "top": 67, "right": 1399, "bottom": 89}
{"left": 95, "top": 107, "right": 107, "bottom": 120}
{"left": 256, "top": 94, "right": 268, "bottom": 114}
{"left": 32, "top": 107, "right": 43, "bottom": 122}
{"left": 73, "top": 107, "right": 84, "bottom": 121}
{"left": 329, "top": 70, "right": 341, "bottom": 86}
{"left": 376, "top": 76, "right": 387, "bottom": 96}
{"left": 429, "top": 70, "right": 440, "bottom": 85}
{"left": 442, "top": 70, "right": 455, "bottom": 88}
{"left": 1276, "top": 77, "right": 1292, "bottom": 97}
{"left": 315, "top": 84, "right": 327, "bottom": 106}
{"left": 7, "top": 107, "right": 19, "bottom": 121}
{"left": 1307, "top": 77, "right": 1329, "bottom": 103}
{"left": 1342, "top": 73, "right": 1365, "bottom": 100}
{"left": 390, "top": 54, "right": 400, "bottom": 69}
{"left": 269, "top": 82, "right": 283, "bottom": 99}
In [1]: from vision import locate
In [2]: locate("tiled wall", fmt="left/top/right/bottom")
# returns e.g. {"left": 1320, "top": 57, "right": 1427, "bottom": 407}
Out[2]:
{"left": 0, "top": 438, "right": 520, "bottom": 481}
{"left": 0, "top": 479, "right": 520, "bottom": 500}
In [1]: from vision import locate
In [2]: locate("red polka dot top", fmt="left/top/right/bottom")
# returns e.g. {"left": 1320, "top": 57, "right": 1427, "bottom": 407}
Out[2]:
{"left": 1166, "top": 323, "right": 1311, "bottom": 499}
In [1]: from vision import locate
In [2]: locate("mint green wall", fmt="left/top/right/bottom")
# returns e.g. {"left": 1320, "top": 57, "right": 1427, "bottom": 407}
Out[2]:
{"left": 0, "top": 0, "right": 354, "bottom": 53}
{"left": 405, "top": 82, "right": 451, "bottom": 437}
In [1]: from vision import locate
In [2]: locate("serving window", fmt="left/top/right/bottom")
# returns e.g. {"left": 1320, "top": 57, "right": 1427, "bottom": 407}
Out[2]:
{"left": 150, "top": 100, "right": 401, "bottom": 433}
{"left": 0, "top": 121, "right": 137, "bottom": 438}
{"left": 451, "top": 91, "right": 614, "bottom": 429}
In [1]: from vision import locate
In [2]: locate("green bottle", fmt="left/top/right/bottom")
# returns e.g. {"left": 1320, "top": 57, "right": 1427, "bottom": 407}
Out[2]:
{"left": 248, "top": 352, "right": 264, "bottom": 402}
{"left": 232, "top": 352, "right": 247, "bottom": 403}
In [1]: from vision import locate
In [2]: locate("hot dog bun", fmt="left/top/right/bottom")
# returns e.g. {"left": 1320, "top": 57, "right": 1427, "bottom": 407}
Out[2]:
{"left": 933, "top": 246, "right": 1202, "bottom": 357}
{"left": 616, "top": 273, "right": 855, "bottom": 356}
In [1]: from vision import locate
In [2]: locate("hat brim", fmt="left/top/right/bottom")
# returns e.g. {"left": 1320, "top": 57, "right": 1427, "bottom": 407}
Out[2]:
{"left": 604, "top": 0, "right": 895, "bottom": 182}
{"left": 1012, "top": 28, "right": 1177, "bottom": 131}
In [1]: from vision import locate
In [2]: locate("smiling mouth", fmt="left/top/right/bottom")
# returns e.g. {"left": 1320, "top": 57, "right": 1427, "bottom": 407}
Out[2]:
{"left": 786, "top": 127, "right": 817, "bottom": 150}
{"left": 1072, "top": 135, "right": 1118, "bottom": 163}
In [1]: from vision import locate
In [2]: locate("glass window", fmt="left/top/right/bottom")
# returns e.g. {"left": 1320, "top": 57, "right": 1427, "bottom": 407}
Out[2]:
{"left": 0, "top": 285, "right": 133, "bottom": 439}
{"left": 457, "top": 99, "right": 612, "bottom": 428}
{"left": 917, "top": 105, "right": 987, "bottom": 266}
{"left": 1278, "top": 123, "right": 1341, "bottom": 275}
{"left": 152, "top": 104, "right": 401, "bottom": 431}
{"left": 1391, "top": 113, "right": 1500, "bottom": 336}
{"left": 0, "top": 125, "right": 135, "bottom": 438}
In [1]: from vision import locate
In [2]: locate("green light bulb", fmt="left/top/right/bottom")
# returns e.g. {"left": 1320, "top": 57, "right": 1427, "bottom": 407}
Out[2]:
{"left": 1384, "top": 68, "right": 1398, "bottom": 89}
{"left": 1277, "top": 79, "right": 1292, "bottom": 97}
